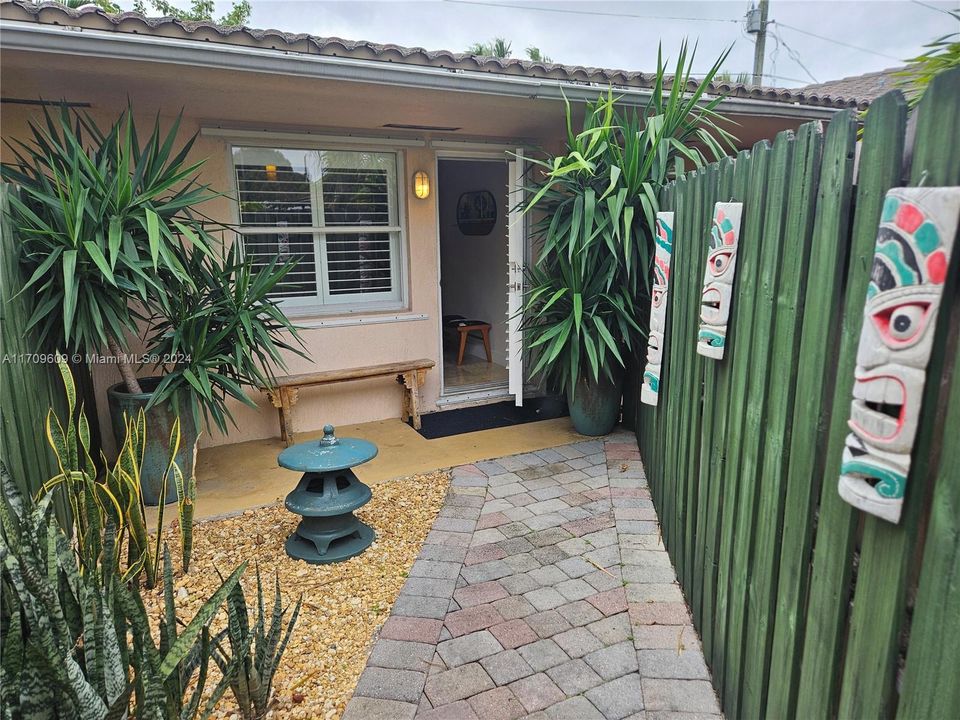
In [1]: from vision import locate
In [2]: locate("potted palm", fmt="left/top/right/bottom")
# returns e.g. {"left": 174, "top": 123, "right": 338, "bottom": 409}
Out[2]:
{"left": 523, "top": 44, "right": 735, "bottom": 435}
{"left": 2, "top": 105, "right": 305, "bottom": 504}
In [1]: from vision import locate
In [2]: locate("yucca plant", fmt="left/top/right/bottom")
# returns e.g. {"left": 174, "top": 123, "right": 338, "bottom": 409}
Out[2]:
{"left": 0, "top": 464, "right": 245, "bottom": 719}
{"left": 41, "top": 359, "right": 195, "bottom": 588}
{"left": 522, "top": 42, "right": 736, "bottom": 404}
{"left": 213, "top": 566, "right": 302, "bottom": 719}
{"left": 0, "top": 104, "right": 305, "bottom": 444}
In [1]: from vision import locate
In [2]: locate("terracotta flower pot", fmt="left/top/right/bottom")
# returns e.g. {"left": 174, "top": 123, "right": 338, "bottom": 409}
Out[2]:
{"left": 107, "top": 377, "right": 197, "bottom": 506}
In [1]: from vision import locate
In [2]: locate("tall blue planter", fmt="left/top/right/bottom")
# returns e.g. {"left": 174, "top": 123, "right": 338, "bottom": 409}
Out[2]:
{"left": 107, "top": 378, "right": 197, "bottom": 506}
{"left": 567, "top": 369, "right": 623, "bottom": 437}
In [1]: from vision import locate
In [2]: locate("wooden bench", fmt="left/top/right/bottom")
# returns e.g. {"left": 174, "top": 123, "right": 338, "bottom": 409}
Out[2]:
{"left": 263, "top": 359, "right": 435, "bottom": 446}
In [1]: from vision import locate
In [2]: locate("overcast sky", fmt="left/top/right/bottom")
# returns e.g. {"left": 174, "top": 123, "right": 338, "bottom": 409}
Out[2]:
{"left": 137, "top": 1, "right": 958, "bottom": 88}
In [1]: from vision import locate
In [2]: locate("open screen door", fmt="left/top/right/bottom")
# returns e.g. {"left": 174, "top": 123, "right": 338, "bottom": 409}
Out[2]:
{"left": 507, "top": 149, "right": 524, "bottom": 407}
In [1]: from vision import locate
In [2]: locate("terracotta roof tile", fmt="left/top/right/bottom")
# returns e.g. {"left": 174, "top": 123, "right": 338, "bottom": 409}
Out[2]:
{"left": 2, "top": 0, "right": 873, "bottom": 110}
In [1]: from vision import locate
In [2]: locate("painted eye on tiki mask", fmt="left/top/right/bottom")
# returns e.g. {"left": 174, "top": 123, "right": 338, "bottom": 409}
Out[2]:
{"left": 871, "top": 302, "right": 931, "bottom": 347}
{"left": 708, "top": 250, "right": 733, "bottom": 276}
{"left": 651, "top": 287, "right": 666, "bottom": 308}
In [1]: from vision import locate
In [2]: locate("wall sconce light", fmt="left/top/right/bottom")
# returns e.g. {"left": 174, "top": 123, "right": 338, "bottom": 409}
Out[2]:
{"left": 264, "top": 164, "right": 277, "bottom": 181}
{"left": 413, "top": 170, "right": 430, "bottom": 199}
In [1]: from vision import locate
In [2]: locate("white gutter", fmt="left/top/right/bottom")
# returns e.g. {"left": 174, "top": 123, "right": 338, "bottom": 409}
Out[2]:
{"left": 0, "top": 21, "right": 840, "bottom": 121}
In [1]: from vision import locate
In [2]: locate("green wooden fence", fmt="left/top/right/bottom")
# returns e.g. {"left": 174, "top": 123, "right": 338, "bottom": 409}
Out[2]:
{"left": 629, "top": 68, "right": 960, "bottom": 719}
{"left": 0, "top": 183, "right": 72, "bottom": 519}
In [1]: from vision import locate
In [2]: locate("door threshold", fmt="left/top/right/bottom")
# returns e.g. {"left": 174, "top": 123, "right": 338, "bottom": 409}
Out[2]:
{"left": 437, "top": 387, "right": 512, "bottom": 407}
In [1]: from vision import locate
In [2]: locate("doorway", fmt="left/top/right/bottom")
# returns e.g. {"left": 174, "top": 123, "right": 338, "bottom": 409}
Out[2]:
{"left": 438, "top": 157, "right": 511, "bottom": 395}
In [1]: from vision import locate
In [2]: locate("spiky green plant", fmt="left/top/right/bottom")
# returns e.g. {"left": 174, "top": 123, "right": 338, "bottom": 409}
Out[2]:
{"left": 521, "top": 42, "right": 736, "bottom": 395}
{"left": 0, "top": 104, "right": 306, "bottom": 435}
{"left": 41, "top": 359, "right": 195, "bottom": 588}
{"left": 0, "top": 464, "right": 245, "bottom": 719}
{"left": 213, "top": 566, "right": 302, "bottom": 719}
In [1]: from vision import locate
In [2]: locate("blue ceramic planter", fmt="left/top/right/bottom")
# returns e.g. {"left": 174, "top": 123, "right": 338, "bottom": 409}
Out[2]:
{"left": 107, "top": 378, "right": 197, "bottom": 506}
{"left": 568, "top": 369, "right": 623, "bottom": 437}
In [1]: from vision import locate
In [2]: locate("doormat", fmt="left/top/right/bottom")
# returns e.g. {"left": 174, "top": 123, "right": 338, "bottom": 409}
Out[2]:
{"left": 414, "top": 397, "right": 568, "bottom": 440}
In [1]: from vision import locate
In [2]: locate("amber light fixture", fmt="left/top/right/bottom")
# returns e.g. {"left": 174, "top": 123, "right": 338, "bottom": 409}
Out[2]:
{"left": 264, "top": 164, "right": 278, "bottom": 181}
{"left": 413, "top": 170, "right": 430, "bottom": 199}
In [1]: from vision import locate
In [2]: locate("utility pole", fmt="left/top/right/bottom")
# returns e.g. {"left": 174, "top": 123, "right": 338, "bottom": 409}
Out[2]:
{"left": 746, "top": 0, "right": 770, "bottom": 86}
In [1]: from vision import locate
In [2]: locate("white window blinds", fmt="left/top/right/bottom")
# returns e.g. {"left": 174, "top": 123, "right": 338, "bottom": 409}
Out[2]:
{"left": 232, "top": 146, "right": 403, "bottom": 311}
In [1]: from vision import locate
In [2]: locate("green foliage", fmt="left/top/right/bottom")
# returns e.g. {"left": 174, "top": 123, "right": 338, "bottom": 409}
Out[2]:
{"left": 0, "top": 465, "right": 246, "bottom": 719}
{"left": 1, "top": 105, "right": 306, "bottom": 434}
{"left": 41, "top": 359, "right": 195, "bottom": 589}
{"left": 525, "top": 46, "right": 553, "bottom": 64}
{"left": 896, "top": 10, "right": 960, "bottom": 109}
{"left": 467, "top": 37, "right": 513, "bottom": 58}
{"left": 146, "top": 242, "right": 307, "bottom": 435}
{"left": 214, "top": 567, "right": 302, "bottom": 719}
{"left": 521, "top": 43, "right": 736, "bottom": 396}
{"left": 133, "top": 0, "right": 253, "bottom": 26}
{"left": 467, "top": 38, "right": 552, "bottom": 63}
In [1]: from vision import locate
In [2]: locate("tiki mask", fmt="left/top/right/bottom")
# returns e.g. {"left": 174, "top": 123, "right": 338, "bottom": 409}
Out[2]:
{"left": 838, "top": 187, "right": 960, "bottom": 524}
{"left": 697, "top": 203, "right": 744, "bottom": 359}
{"left": 640, "top": 212, "right": 674, "bottom": 406}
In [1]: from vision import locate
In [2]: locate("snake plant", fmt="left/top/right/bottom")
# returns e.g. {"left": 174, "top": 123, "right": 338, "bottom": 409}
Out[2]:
{"left": 213, "top": 566, "right": 302, "bottom": 719}
{"left": 41, "top": 359, "right": 195, "bottom": 588}
{"left": 0, "top": 464, "right": 245, "bottom": 719}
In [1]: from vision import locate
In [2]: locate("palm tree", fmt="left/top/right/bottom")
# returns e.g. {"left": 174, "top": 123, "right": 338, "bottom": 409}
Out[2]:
{"left": 467, "top": 37, "right": 512, "bottom": 58}
{"left": 526, "top": 46, "right": 552, "bottom": 63}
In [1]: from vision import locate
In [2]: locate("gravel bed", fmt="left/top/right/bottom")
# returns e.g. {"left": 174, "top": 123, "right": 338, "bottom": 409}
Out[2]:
{"left": 143, "top": 469, "right": 451, "bottom": 719}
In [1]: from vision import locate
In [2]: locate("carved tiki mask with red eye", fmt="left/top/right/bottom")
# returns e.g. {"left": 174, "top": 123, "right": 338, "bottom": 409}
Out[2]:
{"left": 839, "top": 187, "right": 960, "bottom": 524}
{"left": 697, "top": 202, "right": 744, "bottom": 360}
{"left": 641, "top": 212, "right": 674, "bottom": 406}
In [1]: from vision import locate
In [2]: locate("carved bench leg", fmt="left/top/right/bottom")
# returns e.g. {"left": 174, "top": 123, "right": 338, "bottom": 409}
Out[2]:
{"left": 400, "top": 371, "right": 423, "bottom": 430}
{"left": 273, "top": 387, "right": 299, "bottom": 447}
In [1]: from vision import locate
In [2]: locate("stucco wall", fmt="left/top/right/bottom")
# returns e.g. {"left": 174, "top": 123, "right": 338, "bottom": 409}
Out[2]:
{"left": 1, "top": 103, "right": 444, "bottom": 452}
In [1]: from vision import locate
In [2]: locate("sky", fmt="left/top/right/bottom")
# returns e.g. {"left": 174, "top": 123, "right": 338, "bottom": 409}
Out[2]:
{"left": 134, "top": 1, "right": 959, "bottom": 88}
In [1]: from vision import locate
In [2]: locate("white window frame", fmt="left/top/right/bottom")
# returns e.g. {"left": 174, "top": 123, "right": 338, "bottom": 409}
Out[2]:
{"left": 227, "top": 137, "right": 409, "bottom": 317}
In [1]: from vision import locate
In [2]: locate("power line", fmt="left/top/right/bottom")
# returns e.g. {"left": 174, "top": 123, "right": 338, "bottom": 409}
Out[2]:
{"left": 773, "top": 22, "right": 902, "bottom": 61}
{"left": 770, "top": 27, "right": 819, "bottom": 83}
{"left": 441, "top": 0, "right": 741, "bottom": 23}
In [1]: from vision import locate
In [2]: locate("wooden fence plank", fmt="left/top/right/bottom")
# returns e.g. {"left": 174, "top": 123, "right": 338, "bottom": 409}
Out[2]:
{"left": 740, "top": 121, "right": 823, "bottom": 719}
{"left": 710, "top": 140, "right": 771, "bottom": 695}
{"left": 837, "top": 66, "right": 960, "bottom": 720}
{"left": 795, "top": 89, "right": 908, "bottom": 718}
{"left": 898, "top": 299, "right": 960, "bottom": 720}
{"left": 693, "top": 158, "right": 735, "bottom": 630}
{"left": 683, "top": 165, "right": 716, "bottom": 603}
{"left": 699, "top": 152, "right": 750, "bottom": 660}
{"left": 0, "top": 184, "right": 71, "bottom": 521}
{"left": 765, "top": 110, "right": 858, "bottom": 720}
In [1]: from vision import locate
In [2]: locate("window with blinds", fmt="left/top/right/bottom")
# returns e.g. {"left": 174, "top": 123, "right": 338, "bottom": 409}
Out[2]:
{"left": 232, "top": 146, "right": 404, "bottom": 311}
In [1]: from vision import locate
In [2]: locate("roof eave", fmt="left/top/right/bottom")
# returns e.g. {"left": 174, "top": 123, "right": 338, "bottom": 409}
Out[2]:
{"left": 0, "top": 21, "right": 842, "bottom": 121}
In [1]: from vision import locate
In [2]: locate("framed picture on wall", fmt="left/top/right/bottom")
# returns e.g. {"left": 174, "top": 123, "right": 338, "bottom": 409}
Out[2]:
{"left": 456, "top": 190, "right": 498, "bottom": 236}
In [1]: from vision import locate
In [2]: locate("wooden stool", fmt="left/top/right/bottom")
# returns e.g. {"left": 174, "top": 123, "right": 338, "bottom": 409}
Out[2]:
{"left": 454, "top": 321, "right": 492, "bottom": 366}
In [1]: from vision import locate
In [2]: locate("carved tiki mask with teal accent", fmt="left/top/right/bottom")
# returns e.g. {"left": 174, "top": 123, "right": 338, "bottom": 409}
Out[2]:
{"left": 839, "top": 187, "right": 960, "bottom": 524}
{"left": 697, "top": 202, "right": 743, "bottom": 359}
{"left": 641, "top": 212, "right": 674, "bottom": 406}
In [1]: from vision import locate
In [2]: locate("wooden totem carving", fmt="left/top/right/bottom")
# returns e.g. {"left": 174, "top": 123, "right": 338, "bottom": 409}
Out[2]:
{"left": 641, "top": 212, "right": 674, "bottom": 406}
{"left": 839, "top": 186, "right": 960, "bottom": 523}
{"left": 697, "top": 202, "right": 744, "bottom": 359}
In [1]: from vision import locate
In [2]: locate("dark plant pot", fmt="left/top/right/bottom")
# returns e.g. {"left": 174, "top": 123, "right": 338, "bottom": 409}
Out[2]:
{"left": 567, "top": 369, "right": 624, "bottom": 437}
{"left": 107, "top": 377, "right": 197, "bottom": 506}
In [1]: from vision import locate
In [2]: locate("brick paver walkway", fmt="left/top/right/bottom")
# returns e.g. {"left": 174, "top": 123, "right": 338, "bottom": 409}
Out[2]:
{"left": 343, "top": 429, "right": 721, "bottom": 720}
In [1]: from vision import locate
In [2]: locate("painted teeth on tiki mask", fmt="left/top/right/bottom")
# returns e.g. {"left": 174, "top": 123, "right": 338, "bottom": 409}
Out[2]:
{"left": 838, "top": 186, "right": 960, "bottom": 524}
{"left": 697, "top": 202, "right": 744, "bottom": 360}
{"left": 641, "top": 212, "right": 674, "bottom": 407}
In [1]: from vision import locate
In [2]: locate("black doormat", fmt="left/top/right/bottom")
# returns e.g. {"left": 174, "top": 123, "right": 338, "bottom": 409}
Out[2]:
{"left": 415, "top": 396, "right": 569, "bottom": 439}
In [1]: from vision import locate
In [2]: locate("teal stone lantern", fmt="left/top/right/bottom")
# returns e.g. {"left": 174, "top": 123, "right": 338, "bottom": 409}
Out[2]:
{"left": 279, "top": 424, "right": 378, "bottom": 563}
